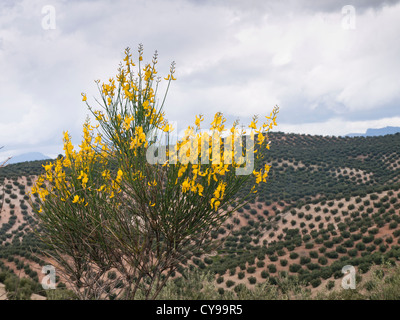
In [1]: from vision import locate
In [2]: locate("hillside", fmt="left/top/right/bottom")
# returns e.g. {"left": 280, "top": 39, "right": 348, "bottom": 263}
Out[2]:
{"left": 195, "top": 132, "right": 400, "bottom": 294}
{"left": 1, "top": 132, "right": 400, "bottom": 299}
{"left": 346, "top": 126, "right": 400, "bottom": 137}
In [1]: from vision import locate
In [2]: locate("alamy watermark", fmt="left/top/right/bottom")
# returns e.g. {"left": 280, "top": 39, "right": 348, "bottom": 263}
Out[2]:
{"left": 146, "top": 128, "right": 256, "bottom": 175}
{"left": 41, "top": 265, "right": 56, "bottom": 290}
{"left": 41, "top": 5, "right": 56, "bottom": 30}
{"left": 341, "top": 265, "right": 356, "bottom": 289}
{"left": 341, "top": 5, "right": 356, "bottom": 30}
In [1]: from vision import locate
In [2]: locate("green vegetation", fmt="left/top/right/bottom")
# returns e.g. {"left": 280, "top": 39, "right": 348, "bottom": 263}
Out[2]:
{"left": 1, "top": 131, "right": 400, "bottom": 299}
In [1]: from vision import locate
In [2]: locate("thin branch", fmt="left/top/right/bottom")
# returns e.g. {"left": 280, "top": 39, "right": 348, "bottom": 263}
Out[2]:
{"left": 0, "top": 146, "right": 11, "bottom": 168}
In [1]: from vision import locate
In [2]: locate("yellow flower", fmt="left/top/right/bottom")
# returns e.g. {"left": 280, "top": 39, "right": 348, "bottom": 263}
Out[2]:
{"left": 210, "top": 198, "right": 221, "bottom": 210}
{"left": 149, "top": 201, "right": 156, "bottom": 207}
{"left": 257, "top": 132, "right": 265, "bottom": 145}
{"left": 253, "top": 169, "right": 263, "bottom": 184}
{"left": 123, "top": 115, "right": 134, "bottom": 131}
{"left": 72, "top": 195, "right": 80, "bottom": 203}
{"left": 181, "top": 178, "right": 191, "bottom": 193}
{"left": 43, "top": 163, "right": 53, "bottom": 172}
{"left": 63, "top": 131, "right": 70, "bottom": 141}
{"left": 197, "top": 184, "right": 204, "bottom": 196}
{"left": 81, "top": 93, "right": 87, "bottom": 101}
{"left": 142, "top": 100, "right": 150, "bottom": 109}
{"left": 102, "top": 169, "right": 110, "bottom": 178}
{"left": 195, "top": 115, "right": 203, "bottom": 128}
{"left": 94, "top": 134, "right": 102, "bottom": 144}
{"left": 163, "top": 123, "right": 173, "bottom": 133}
{"left": 38, "top": 189, "right": 49, "bottom": 201}
{"left": 249, "top": 120, "right": 257, "bottom": 130}
{"left": 210, "top": 181, "right": 226, "bottom": 210}
{"left": 94, "top": 110, "right": 104, "bottom": 121}
{"left": 177, "top": 165, "right": 187, "bottom": 178}
{"left": 148, "top": 180, "right": 157, "bottom": 187}
{"left": 77, "top": 171, "right": 89, "bottom": 189}
{"left": 130, "top": 126, "right": 147, "bottom": 150}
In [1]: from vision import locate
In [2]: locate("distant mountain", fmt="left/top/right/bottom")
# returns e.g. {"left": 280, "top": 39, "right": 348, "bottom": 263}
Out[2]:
{"left": 346, "top": 126, "right": 400, "bottom": 137}
{"left": 7, "top": 152, "right": 51, "bottom": 164}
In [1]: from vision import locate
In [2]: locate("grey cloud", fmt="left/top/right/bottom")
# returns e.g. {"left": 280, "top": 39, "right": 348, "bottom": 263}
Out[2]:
{"left": 188, "top": 0, "right": 400, "bottom": 13}
{"left": 1, "top": 0, "right": 400, "bottom": 159}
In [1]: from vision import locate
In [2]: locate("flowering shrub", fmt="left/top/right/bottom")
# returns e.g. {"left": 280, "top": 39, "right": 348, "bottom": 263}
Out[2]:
{"left": 31, "top": 44, "right": 279, "bottom": 299}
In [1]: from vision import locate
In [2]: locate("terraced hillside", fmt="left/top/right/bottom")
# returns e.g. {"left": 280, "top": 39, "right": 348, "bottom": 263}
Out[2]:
{"left": 0, "top": 161, "right": 54, "bottom": 298}
{"left": 196, "top": 132, "right": 400, "bottom": 294}
{"left": 0, "top": 132, "right": 400, "bottom": 298}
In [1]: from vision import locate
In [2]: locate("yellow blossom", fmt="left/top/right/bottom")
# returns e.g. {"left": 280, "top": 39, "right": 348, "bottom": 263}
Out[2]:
{"left": 181, "top": 177, "right": 191, "bottom": 193}
{"left": 195, "top": 115, "right": 203, "bottom": 128}
{"left": 72, "top": 195, "right": 80, "bottom": 203}
{"left": 148, "top": 180, "right": 157, "bottom": 187}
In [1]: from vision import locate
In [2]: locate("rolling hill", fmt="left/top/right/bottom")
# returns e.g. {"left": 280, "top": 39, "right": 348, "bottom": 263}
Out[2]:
{"left": 346, "top": 126, "right": 400, "bottom": 137}
{"left": 1, "top": 131, "right": 400, "bottom": 299}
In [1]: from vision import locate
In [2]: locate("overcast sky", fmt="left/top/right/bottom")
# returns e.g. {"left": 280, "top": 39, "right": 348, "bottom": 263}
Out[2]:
{"left": 1, "top": 0, "right": 400, "bottom": 160}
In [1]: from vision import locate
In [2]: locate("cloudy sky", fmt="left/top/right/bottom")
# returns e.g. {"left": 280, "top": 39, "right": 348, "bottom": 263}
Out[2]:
{"left": 1, "top": 0, "right": 400, "bottom": 160}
